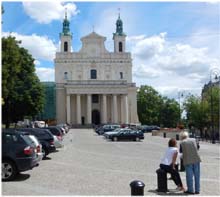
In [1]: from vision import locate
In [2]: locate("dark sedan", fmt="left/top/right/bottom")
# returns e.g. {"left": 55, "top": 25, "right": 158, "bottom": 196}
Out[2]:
{"left": 140, "top": 125, "right": 160, "bottom": 133}
{"left": 96, "top": 124, "right": 120, "bottom": 135}
{"left": 104, "top": 128, "right": 144, "bottom": 141}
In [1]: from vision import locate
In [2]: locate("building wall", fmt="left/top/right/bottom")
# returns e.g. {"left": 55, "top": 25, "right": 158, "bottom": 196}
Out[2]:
{"left": 56, "top": 87, "right": 66, "bottom": 124}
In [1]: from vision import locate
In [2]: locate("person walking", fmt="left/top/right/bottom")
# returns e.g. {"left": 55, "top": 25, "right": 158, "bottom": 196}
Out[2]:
{"left": 160, "top": 138, "right": 185, "bottom": 192}
{"left": 180, "top": 131, "right": 201, "bottom": 194}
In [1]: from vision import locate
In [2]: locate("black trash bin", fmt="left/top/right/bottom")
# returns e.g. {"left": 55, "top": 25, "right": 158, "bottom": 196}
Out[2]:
{"left": 163, "top": 132, "right": 166, "bottom": 138}
{"left": 130, "top": 180, "right": 145, "bottom": 196}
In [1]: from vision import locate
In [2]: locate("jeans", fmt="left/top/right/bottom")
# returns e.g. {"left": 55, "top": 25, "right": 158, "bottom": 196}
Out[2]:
{"left": 185, "top": 162, "right": 200, "bottom": 193}
{"left": 160, "top": 164, "right": 183, "bottom": 187}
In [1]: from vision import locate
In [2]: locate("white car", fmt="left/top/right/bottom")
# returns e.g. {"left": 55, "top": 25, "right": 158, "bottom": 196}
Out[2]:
{"left": 53, "top": 135, "right": 63, "bottom": 148}
{"left": 28, "top": 135, "right": 44, "bottom": 161}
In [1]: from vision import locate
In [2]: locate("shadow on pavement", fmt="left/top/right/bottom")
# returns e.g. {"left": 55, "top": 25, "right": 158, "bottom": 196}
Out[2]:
{"left": 10, "top": 173, "right": 30, "bottom": 182}
{"left": 148, "top": 189, "right": 187, "bottom": 196}
{"left": 43, "top": 156, "right": 51, "bottom": 160}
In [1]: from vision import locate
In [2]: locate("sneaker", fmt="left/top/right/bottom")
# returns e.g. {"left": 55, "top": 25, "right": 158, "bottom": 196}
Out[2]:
{"left": 195, "top": 192, "right": 200, "bottom": 194}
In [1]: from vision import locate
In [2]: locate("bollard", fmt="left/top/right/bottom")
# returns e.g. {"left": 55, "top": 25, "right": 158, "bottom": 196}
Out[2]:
{"left": 130, "top": 180, "right": 145, "bottom": 196}
{"left": 163, "top": 132, "right": 166, "bottom": 138}
{"left": 179, "top": 158, "right": 185, "bottom": 171}
{"left": 156, "top": 168, "right": 168, "bottom": 192}
{"left": 176, "top": 134, "right": 179, "bottom": 141}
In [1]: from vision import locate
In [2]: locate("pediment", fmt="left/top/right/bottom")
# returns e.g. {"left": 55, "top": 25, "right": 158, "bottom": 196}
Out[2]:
{"left": 79, "top": 31, "right": 109, "bottom": 56}
{"left": 81, "top": 32, "right": 106, "bottom": 41}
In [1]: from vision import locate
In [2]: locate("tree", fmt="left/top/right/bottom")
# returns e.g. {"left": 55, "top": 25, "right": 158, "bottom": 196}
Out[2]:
{"left": 137, "top": 85, "right": 180, "bottom": 127}
{"left": 137, "top": 85, "right": 163, "bottom": 125}
{"left": 160, "top": 97, "right": 180, "bottom": 128}
{"left": 202, "top": 86, "right": 220, "bottom": 132}
{"left": 2, "top": 36, "right": 45, "bottom": 128}
{"left": 183, "top": 95, "right": 209, "bottom": 135}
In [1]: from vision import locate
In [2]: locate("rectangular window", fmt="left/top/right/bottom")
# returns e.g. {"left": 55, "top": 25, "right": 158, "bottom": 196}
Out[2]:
{"left": 92, "top": 94, "right": 99, "bottom": 103}
{"left": 91, "top": 70, "right": 97, "bottom": 79}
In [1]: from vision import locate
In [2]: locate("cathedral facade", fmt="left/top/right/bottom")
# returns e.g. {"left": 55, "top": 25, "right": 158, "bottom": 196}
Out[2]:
{"left": 55, "top": 12, "right": 139, "bottom": 125}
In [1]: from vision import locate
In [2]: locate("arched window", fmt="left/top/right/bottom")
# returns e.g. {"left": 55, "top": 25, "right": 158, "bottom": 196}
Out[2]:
{"left": 64, "top": 42, "right": 68, "bottom": 52}
{"left": 119, "top": 42, "right": 123, "bottom": 52}
{"left": 120, "top": 72, "right": 123, "bottom": 79}
{"left": 64, "top": 72, "right": 68, "bottom": 80}
{"left": 91, "top": 69, "right": 97, "bottom": 79}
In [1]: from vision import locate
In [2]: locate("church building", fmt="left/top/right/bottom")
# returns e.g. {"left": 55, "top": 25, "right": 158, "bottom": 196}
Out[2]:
{"left": 55, "top": 12, "right": 139, "bottom": 125}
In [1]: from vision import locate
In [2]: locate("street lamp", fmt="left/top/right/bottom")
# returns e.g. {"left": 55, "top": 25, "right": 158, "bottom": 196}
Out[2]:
{"left": 178, "top": 91, "right": 184, "bottom": 128}
{"left": 210, "top": 68, "right": 220, "bottom": 144}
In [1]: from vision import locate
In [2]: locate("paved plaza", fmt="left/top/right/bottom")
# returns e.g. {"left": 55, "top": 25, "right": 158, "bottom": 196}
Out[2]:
{"left": 2, "top": 129, "right": 220, "bottom": 196}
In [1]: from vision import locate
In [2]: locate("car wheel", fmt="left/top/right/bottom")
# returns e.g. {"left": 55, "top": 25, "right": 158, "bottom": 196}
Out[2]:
{"left": 42, "top": 148, "right": 47, "bottom": 159}
{"left": 113, "top": 137, "right": 118, "bottom": 141}
{"left": 2, "top": 159, "right": 17, "bottom": 181}
{"left": 135, "top": 137, "right": 140, "bottom": 141}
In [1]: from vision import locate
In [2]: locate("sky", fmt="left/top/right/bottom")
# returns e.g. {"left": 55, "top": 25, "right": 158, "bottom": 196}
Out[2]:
{"left": 1, "top": 0, "right": 220, "bottom": 100}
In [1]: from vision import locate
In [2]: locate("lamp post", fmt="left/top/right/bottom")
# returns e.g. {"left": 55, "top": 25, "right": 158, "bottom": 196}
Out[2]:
{"left": 178, "top": 91, "right": 184, "bottom": 128}
{"left": 210, "top": 68, "right": 220, "bottom": 144}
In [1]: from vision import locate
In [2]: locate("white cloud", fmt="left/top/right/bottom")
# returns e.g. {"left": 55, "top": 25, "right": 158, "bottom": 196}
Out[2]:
{"left": 34, "top": 60, "right": 41, "bottom": 66}
{"left": 23, "top": 2, "right": 79, "bottom": 24}
{"left": 35, "top": 67, "right": 54, "bottom": 82}
{"left": 131, "top": 33, "right": 166, "bottom": 59}
{"left": 2, "top": 32, "right": 57, "bottom": 61}
{"left": 128, "top": 31, "right": 220, "bottom": 98}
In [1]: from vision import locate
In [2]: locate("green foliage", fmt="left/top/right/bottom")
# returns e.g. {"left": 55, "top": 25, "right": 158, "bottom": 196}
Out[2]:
{"left": 183, "top": 95, "right": 209, "bottom": 130}
{"left": 200, "top": 85, "right": 219, "bottom": 130}
{"left": 2, "top": 36, "right": 45, "bottom": 128}
{"left": 137, "top": 85, "right": 179, "bottom": 127}
{"left": 160, "top": 97, "right": 180, "bottom": 128}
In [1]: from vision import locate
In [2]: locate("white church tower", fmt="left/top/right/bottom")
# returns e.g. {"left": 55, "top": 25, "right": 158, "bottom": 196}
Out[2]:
{"left": 113, "top": 12, "right": 126, "bottom": 53}
{"left": 55, "top": 11, "right": 139, "bottom": 126}
{"left": 60, "top": 11, "right": 72, "bottom": 53}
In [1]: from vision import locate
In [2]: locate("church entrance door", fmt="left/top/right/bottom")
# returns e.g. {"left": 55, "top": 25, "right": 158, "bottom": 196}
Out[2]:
{"left": 92, "top": 109, "right": 100, "bottom": 125}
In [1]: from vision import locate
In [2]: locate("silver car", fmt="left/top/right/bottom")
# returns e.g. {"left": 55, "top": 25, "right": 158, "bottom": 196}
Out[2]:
{"left": 53, "top": 135, "right": 63, "bottom": 148}
{"left": 28, "top": 135, "right": 44, "bottom": 161}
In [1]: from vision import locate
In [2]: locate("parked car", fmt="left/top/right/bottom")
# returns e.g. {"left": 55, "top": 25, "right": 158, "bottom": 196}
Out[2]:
{"left": 56, "top": 125, "right": 66, "bottom": 135}
{"left": 43, "top": 126, "right": 63, "bottom": 139}
{"left": 57, "top": 124, "right": 70, "bottom": 134}
{"left": 42, "top": 127, "right": 63, "bottom": 148}
{"left": 97, "top": 124, "right": 121, "bottom": 135}
{"left": 2, "top": 130, "right": 39, "bottom": 181}
{"left": 53, "top": 135, "right": 63, "bottom": 148}
{"left": 140, "top": 125, "right": 160, "bottom": 133}
{"left": 16, "top": 128, "right": 56, "bottom": 158}
{"left": 28, "top": 135, "right": 43, "bottom": 161}
{"left": 104, "top": 128, "right": 144, "bottom": 141}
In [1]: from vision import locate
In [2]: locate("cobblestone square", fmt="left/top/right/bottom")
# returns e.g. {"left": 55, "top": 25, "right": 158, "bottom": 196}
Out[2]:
{"left": 2, "top": 129, "right": 220, "bottom": 196}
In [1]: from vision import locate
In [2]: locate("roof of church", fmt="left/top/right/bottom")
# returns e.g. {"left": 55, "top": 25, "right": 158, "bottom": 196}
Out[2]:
{"left": 81, "top": 31, "right": 106, "bottom": 41}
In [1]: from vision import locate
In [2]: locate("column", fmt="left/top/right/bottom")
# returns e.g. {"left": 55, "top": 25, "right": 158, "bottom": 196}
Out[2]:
{"left": 87, "top": 94, "right": 92, "bottom": 124}
{"left": 124, "top": 95, "right": 129, "bottom": 124}
{"left": 76, "top": 94, "right": 81, "bottom": 124}
{"left": 66, "top": 95, "right": 71, "bottom": 124}
{"left": 120, "top": 95, "right": 124, "bottom": 123}
{"left": 102, "top": 94, "right": 107, "bottom": 123}
{"left": 113, "top": 95, "right": 118, "bottom": 123}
